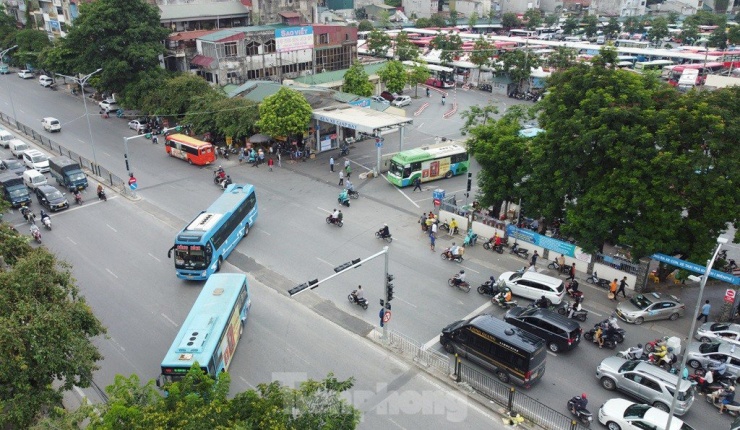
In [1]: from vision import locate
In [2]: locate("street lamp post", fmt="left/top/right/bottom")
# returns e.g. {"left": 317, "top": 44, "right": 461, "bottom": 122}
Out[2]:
{"left": 122, "top": 126, "right": 180, "bottom": 180}
{"left": 665, "top": 236, "right": 728, "bottom": 430}
{"left": 1, "top": 45, "right": 19, "bottom": 126}
{"left": 57, "top": 69, "right": 103, "bottom": 175}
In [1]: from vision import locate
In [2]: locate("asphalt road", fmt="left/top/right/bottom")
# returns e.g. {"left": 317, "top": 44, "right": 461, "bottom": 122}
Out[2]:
{"left": 1, "top": 72, "right": 734, "bottom": 430}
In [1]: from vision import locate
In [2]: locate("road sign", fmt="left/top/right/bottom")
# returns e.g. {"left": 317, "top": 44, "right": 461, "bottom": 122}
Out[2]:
{"left": 383, "top": 310, "right": 392, "bottom": 323}
{"left": 376, "top": 141, "right": 383, "bottom": 148}
{"left": 433, "top": 198, "right": 441, "bottom": 206}
{"left": 128, "top": 176, "right": 137, "bottom": 190}
{"left": 725, "top": 289, "right": 736, "bottom": 304}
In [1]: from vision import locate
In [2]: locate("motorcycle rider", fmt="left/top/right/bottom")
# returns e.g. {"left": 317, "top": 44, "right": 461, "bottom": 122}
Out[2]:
{"left": 378, "top": 223, "right": 390, "bottom": 238}
{"left": 709, "top": 360, "right": 729, "bottom": 380}
{"left": 345, "top": 179, "right": 354, "bottom": 193}
{"left": 352, "top": 285, "right": 364, "bottom": 302}
{"left": 626, "top": 343, "right": 644, "bottom": 360}
{"left": 40, "top": 210, "right": 50, "bottom": 226}
{"left": 449, "top": 218, "right": 459, "bottom": 235}
{"left": 535, "top": 295, "right": 549, "bottom": 309}
{"left": 452, "top": 270, "right": 466, "bottom": 287}
{"left": 568, "top": 296, "right": 584, "bottom": 319}
{"left": 73, "top": 189, "right": 82, "bottom": 203}
{"left": 570, "top": 393, "right": 588, "bottom": 415}
{"left": 719, "top": 386, "right": 736, "bottom": 414}
{"left": 594, "top": 324, "right": 604, "bottom": 348}
{"left": 220, "top": 175, "right": 232, "bottom": 190}
{"left": 495, "top": 287, "right": 513, "bottom": 306}
{"left": 338, "top": 189, "right": 349, "bottom": 205}
{"left": 557, "top": 254, "right": 566, "bottom": 270}
{"left": 29, "top": 224, "right": 41, "bottom": 239}
{"left": 97, "top": 184, "right": 105, "bottom": 198}
{"left": 331, "top": 208, "right": 340, "bottom": 224}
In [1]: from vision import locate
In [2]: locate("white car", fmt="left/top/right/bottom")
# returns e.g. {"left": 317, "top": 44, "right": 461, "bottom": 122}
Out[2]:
{"left": 18, "top": 70, "right": 34, "bottom": 79}
{"left": 695, "top": 322, "right": 740, "bottom": 345}
{"left": 370, "top": 96, "right": 390, "bottom": 105}
{"left": 597, "top": 398, "right": 695, "bottom": 430}
{"left": 99, "top": 99, "right": 117, "bottom": 113}
{"left": 128, "top": 120, "right": 146, "bottom": 131}
{"left": 391, "top": 96, "right": 412, "bottom": 107}
{"left": 41, "top": 117, "right": 61, "bottom": 132}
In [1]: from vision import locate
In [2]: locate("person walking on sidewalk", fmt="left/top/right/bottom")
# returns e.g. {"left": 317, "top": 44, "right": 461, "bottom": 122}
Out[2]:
{"left": 412, "top": 177, "right": 422, "bottom": 192}
{"left": 531, "top": 250, "right": 539, "bottom": 267}
{"left": 345, "top": 164, "right": 352, "bottom": 180}
{"left": 429, "top": 231, "right": 436, "bottom": 251}
{"left": 609, "top": 279, "right": 618, "bottom": 301}
{"left": 267, "top": 157, "right": 274, "bottom": 171}
{"left": 338, "top": 170, "right": 344, "bottom": 186}
{"left": 698, "top": 300, "right": 711, "bottom": 323}
{"left": 616, "top": 276, "right": 628, "bottom": 298}
{"left": 329, "top": 156, "right": 335, "bottom": 172}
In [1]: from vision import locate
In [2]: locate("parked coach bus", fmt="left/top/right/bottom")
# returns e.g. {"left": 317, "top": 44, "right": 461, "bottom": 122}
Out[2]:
{"left": 158, "top": 273, "right": 251, "bottom": 386}
{"left": 168, "top": 184, "right": 257, "bottom": 280}
{"left": 387, "top": 141, "right": 469, "bottom": 187}
{"left": 165, "top": 133, "right": 216, "bottom": 166}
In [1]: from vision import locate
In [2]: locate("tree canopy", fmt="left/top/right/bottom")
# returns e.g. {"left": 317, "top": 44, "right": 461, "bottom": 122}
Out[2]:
{"left": 502, "top": 13, "right": 520, "bottom": 31}
{"left": 0, "top": 227, "right": 105, "bottom": 429}
{"left": 43, "top": 0, "right": 170, "bottom": 96}
{"left": 429, "top": 33, "right": 463, "bottom": 65}
{"left": 366, "top": 29, "right": 392, "bottom": 57}
{"left": 140, "top": 74, "right": 214, "bottom": 118}
{"left": 378, "top": 60, "right": 407, "bottom": 94}
{"left": 256, "top": 87, "right": 312, "bottom": 141}
{"left": 394, "top": 31, "right": 419, "bottom": 62}
{"left": 406, "top": 60, "right": 430, "bottom": 98}
{"left": 11, "top": 29, "right": 51, "bottom": 69}
{"left": 523, "top": 9, "right": 542, "bottom": 31}
{"left": 343, "top": 61, "right": 374, "bottom": 97}
{"left": 466, "top": 50, "right": 740, "bottom": 261}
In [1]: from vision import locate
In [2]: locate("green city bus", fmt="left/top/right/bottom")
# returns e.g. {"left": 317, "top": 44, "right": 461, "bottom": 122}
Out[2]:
{"left": 387, "top": 141, "right": 469, "bottom": 187}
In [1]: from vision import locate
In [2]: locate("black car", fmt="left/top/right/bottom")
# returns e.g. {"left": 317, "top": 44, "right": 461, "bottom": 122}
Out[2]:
{"left": 34, "top": 185, "right": 69, "bottom": 211}
{"left": 504, "top": 306, "right": 582, "bottom": 353}
{"left": 0, "top": 158, "right": 26, "bottom": 176}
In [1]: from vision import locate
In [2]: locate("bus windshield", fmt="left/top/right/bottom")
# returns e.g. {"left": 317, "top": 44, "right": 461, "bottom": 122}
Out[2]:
{"left": 389, "top": 161, "right": 407, "bottom": 178}
{"left": 174, "top": 244, "right": 208, "bottom": 270}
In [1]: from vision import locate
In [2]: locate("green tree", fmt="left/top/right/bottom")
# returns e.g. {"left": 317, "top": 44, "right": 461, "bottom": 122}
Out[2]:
{"left": 378, "top": 10, "right": 391, "bottom": 28}
{"left": 581, "top": 15, "right": 599, "bottom": 38}
{"left": 680, "top": 22, "right": 699, "bottom": 45}
{"left": 0, "top": 246, "right": 105, "bottom": 429}
{"left": 429, "top": 14, "right": 447, "bottom": 27}
{"left": 367, "top": 28, "right": 392, "bottom": 57}
{"left": 498, "top": 50, "right": 540, "bottom": 92}
{"left": 429, "top": 33, "right": 463, "bottom": 65}
{"left": 45, "top": 0, "right": 170, "bottom": 97}
{"left": 563, "top": 16, "right": 579, "bottom": 35}
{"left": 385, "top": 0, "right": 401, "bottom": 6}
{"left": 605, "top": 17, "right": 621, "bottom": 39}
{"left": 523, "top": 9, "right": 542, "bottom": 31}
{"left": 544, "top": 14, "right": 558, "bottom": 27}
{"left": 448, "top": 9, "right": 459, "bottom": 27}
{"left": 469, "top": 11, "right": 479, "bottom": 29}
{"left": 469, "top": 36, "right": 494, "bottom": 70}
{"left": 256, "top": 87, "right": 313, "bottom": 142}
{"left": 488, "top": 8, "right": 496, "bottom": 24}
{"left": 355, "top": 8, "right": 367, "bottom": 20}
{"left": 183, "top": 90, "right": 226, "bottom": 136}
{"left": 0, "top": 7, "right": 19, "bottom": 48}
{"left": 667, "top": 11, "right": 680, "bottom": 25}
{"left": 13, "top": 29, "right": 51, "bottom": 69}
{"left": 406, "top": 59, "right": 430, "bottom": 98}
{"left": 708, "top": 25, "right": 728, "bottom": 49}
{"left": 728, "top": 25, "right": 740, "bottom": 45}
{"left": 358, "top": 20, "right": 374, "bottom": 32}
{"left": 502, "top": 12, "right": 520, "bottom": 30}
{"left": 214, "top": 97, "right": 260, "bottom": 141}
{"left": 460, "top": 103, "right": 501, "bottom": 135}
{"left": 117, "top": 68, "right": 169, "bottom": 112}
{"left": 377, "top": 59, "right": 407, "bottom": 94}
{"left": 624, "top": 16, "right": 644, "bottom": 34}
{"left": 546, "top": 46, "right": 577, "bottom": 70}
{"left": 647, "top": 17, "right": 670, "bottom": 46}
{"left": 140, "top": 74, "right": 214, "bottom": 118}
{"left": 343, "top": 60, "right": 374, "bottom": 96}
{"left": 394, "top": 31, "right": 419, "bottom": 61}
{"left": 415, "top": 17, "right": 431, "bottom": 28}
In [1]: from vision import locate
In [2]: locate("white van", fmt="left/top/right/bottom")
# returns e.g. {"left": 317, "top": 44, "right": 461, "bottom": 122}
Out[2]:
{"left": 497, "top": 271, "right": 566, "bottom": 304}
{"left": 0, "top": 130, "right": 15, "bottom": 148}
{"left": 23, "top": 169, "right": 48, "bottom": 190}
{"left": 23, "top": 149, "right": 50, "bottom": 173}
{"left": 39, "top": 75, "right": 53, "bottom": 87}
{"left": 9, "top": 140, "right": 30, "bottom": 159}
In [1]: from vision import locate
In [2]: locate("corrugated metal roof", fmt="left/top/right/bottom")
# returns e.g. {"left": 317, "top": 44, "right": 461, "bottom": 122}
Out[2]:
{"left": 293, "top": 61, "right": 388, "bottom": 85}
{"left": 199, "top": 25, "right": 288, "bottom": 42}
{"left": 160, "top": 1, "right": 251, "bottom": 21}
{"left": 169, "top": 30, "right": 218, "bottom": 42}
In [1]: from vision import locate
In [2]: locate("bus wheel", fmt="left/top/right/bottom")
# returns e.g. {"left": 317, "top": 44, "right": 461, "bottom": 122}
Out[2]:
{"left": 496, "top": 370, "right": 510, "bottom": 384}
{"left": 243, "top": 224, "right": 249, "bottom": 237}
{"left": 188, "top": 159, "right": 193, "bottom": 165}
{"left": 444, "top": 171, "right": 453, "bottom": 179}
{"left": 216, "top": 257, "right": 222, "bottom": 272}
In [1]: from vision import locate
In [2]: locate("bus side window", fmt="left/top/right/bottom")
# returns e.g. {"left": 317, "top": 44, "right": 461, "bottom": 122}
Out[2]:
{"left": 403, "top": 167, "right": 411, "bottom": 178}
{"left": 411, "top": 162, "right": 422, "bottom": 172}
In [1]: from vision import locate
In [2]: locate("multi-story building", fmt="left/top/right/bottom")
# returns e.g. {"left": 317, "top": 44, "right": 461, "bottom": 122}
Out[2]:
{"left": 493, "top": 0, "right": 541, "bottom": 15}
{"left": 158, "top": 0, "right": 252, "bottom": 31}
{"left": 190, "top": 23, "right": 357, "bottom": 85}
{"left": 590, "top": 0, "right": 646, "bottom": 16}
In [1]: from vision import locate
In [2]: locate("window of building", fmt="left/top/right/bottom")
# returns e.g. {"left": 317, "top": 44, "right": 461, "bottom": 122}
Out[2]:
{"left": 265, "top": 39, "right": 276, "bottom": 53}
{"left": 224, "top": 42, "right": 237, "bottom": 57}
{"left": 246, "top": 41, "right": 260, "bottom": 56}
{"left": 319, "top": 33, "right": 329, "bottom": 44}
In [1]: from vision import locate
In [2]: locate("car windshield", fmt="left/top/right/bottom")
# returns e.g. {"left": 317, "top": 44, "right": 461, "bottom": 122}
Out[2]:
{"left": 619, "top": 360, "right": 641, "bottom": 372}
{"left": 623, "top": 403, "right": 651, "bottom": 419}
{"left": 4, "top": 160, "right": 22, "bottom": 169}
{"left": 9, "top": 189, "right": 28, "bottom": 197}
{"left": 46, "top": 190, "right": 64, "bottom": 200}
{"left": 630, "top": 294, "right": 654, "bottom": 310}
{"left": 509, "top": 272, "right": 524, "bottom": 281}
{"left": 699, "top": 343, "right": 720, "bottom": 353}
{"left": 69, "top": 172, "right": 85, "bottom": 181}
{"left": 32, "top": 155, "right": 47, "bottom": 162}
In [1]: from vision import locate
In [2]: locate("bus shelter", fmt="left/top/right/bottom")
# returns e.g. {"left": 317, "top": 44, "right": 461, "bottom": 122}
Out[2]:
{"left": 311, "top": 105, "right": 413, "bottom": 153}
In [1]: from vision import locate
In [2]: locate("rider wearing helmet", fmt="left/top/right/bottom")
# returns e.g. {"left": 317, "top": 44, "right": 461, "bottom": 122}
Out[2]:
{"left": 379, "top": 223, "right": 390, "bottom": 238}
{"left": 453, "top": 270, "right": 466, "bottom": 286}
{"left": 497, "top": 287, "right": 512, "bottom": 305}
{"left": 535, "top": 295, "right": 549, "bottom": 309}
{"left": 573, "top": 393, "right": 588, "bottom": 412}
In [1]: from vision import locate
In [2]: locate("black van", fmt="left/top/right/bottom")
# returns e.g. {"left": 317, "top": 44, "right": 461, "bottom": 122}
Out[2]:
{"left": 0, "top": 172, "right": 32, "bottom": 207}
{"left": 504, "top": 307, "right": 582, "bottom": 353}
{"left": 440, "top": 314, "right": 547, "bottom": 387}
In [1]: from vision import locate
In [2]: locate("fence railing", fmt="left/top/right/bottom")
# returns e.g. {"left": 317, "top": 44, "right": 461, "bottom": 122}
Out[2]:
{"left": 375, "top": 327, "right": 589, "bottom": 430}
{"left": 0, "top": 112, "right": 134, "bottom": 199}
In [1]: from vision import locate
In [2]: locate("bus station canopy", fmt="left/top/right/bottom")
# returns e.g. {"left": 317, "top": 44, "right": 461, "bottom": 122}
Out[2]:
{"left": 312, "top": 105, "right": 413, "bottom": 135}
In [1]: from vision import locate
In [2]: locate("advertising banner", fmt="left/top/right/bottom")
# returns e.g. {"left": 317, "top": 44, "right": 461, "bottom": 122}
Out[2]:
{"left": 506, "top": 225, "right": 591, "bottom": 262}
{"left": 275, "top": 27, "right": 314, "bottom": 53}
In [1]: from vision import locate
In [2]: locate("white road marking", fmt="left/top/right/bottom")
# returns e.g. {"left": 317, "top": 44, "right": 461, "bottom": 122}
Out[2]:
{"left": 105, "top": 268, "right": 118, "bottom": 278}
{"left": 422, "top": 300, "right": 492, "bottom": 350}
{"left": 238, "top": 376, "right": 255, "bottom": 389}
{"left": 547, "top": 351, "right": 558, "bottom": 357}
{"left": 106, "top": 224, "right": 117, "bottom": 232}
{"left": 66, "top": 237, "right": 77, "bottom": 245}
{"left": 257, "top": 228, "right": 271, "bottom": 235}
{"left": 102, "top": 152, "right": 111, "bottom": 157}
{"left": 147, "top": 252, "right": 161, "bottom": 262}
{"left": 383, "top": 174, "right": 420, "bottom": 208}
{"left": 386, "top": 418, "right": 407, "bottom": 430}
{"left": 74, "top": 386, "right": 86, "bottom": 398}
{"left": 316, "top": 257, "right": 334, "bottom": 266}
{"left": 109, "top": 336, "right": 125, "bottom": 351}
{"left": 317, "top": 206, "right": 331, "bottom": 214}
{"left": 460, "top": 265, "right": 479, "bottom": 274}
{"left": 161, "top": 313, "right": 178, "bottom": 327}
{"left": 394, "top": 296, "right": 417, "bottom": 308}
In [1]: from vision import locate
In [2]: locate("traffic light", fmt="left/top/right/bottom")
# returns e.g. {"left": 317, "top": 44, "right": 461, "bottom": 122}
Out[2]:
{"left": 385, "top": 274, "right": 394, "bottom": 302}
{"left": 466, "top": 172, "right": 472, "bottom": 192}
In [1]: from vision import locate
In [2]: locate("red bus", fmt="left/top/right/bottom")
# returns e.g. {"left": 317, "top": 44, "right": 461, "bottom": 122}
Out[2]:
{"left": 705, "top": 50, "right": 740, "bottom": 69}
{"left": 667, "top": 62, "right": 725, "bottom": 86}
{"left": 165, "top": 134, "right": 216, "bottom": 166}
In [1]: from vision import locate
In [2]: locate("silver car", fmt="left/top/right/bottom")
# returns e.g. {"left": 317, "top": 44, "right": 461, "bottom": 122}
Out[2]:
{"left": 615, "top": 292, "right": 685, "bottom": 325}
{"left": 686, "top": 341, "right": 740, "bottom": 377}
{"left": 695, "top": 322, "right": 740, "bottom": 345}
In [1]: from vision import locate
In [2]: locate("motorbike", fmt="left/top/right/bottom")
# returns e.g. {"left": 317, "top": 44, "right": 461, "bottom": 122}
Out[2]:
{"left": 548, "top": 260, "right": 565, "bottom": 272}
{"left": 509, "top": 243, "right": 529, "bottom": 259}
{"left": 441, "top": 247, "right": 464, "bottom": 263}
{"left": 477, "top": 278, "right": 501, "bottom": 296}
{"left": 97, "top": 189, "right": 107, "bottom": 202}
{"left": 326, "top": 215, "right": 343, "bottom": 228}
{"left": 219, "top": 147, "right": 230, "bottom": 160}
{"left": 338, "top": 192, "right": 350, "bottom": 207}
{"left": 41, "top": 216, "right": 52, "bottom": 230}
{"left": 339, "top": 144, "right": 350, "bottom": 156}
{"left": 567, "top": 397, "right": 593, "bottom": 427}
{"left": 439, "top": 220, "right": 450, "bottom": 232}
{"left": 213, "top": 169, "right": 226, "bottom": 185}
{"left": 220, "top": 177, "right": 233, "bottom": 190}
{"left": 30, "top": 225, "right": 42, "bottom": 243}
{"left": 694, "top": 367, "right": 738, "bottom": 386}
{"left": 347, "top": 189, "right": 359, "bottom": 199}
{"left": 116, "top": 109, "right": 124, "bottom": 118}
{"left": 375, "top": 230, "right": 392, "bottom": 243}
{"left": 689, "top": 372, "right": 726, "bottom": 395}
{"left": 463, "top": 229, "right": 478, "bottom": 247}
{"left": 482, "top": 240, "right": 504, "bottom": 254}
{"left": 74, "top": 191, "right": 83, "bottom": 205}
{"left": 557, "top": 301, "right": 588, "bottom": 321}
{"left": 447, "top": 277, "right": 471, "bottom": 293}
{"left": 592, "top": 319, "right": 625, "bottom": 343}
{"left": 617, "top": 345, "right": 647, "bottom": 361}
{"left": 348, "top": 291, "right": 368, "bottom": 310}
{"left": 492, "top": 293, "right": 518, "bottom": 309}
{"left": 583, "top": 328, "right": 618, "bottom": 349}
{"left": 586, "top": 271, "right": 610, "bottom": 288}
{"left": 708, "top": 386, "right": 740, "bottom": 416}
{"left": 565, "top": 279, "right": 584, "bottom": 301}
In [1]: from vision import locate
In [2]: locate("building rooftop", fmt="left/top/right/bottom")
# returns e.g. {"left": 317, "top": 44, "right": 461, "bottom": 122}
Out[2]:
{"left": 169, "top": 30, "right": 218, "bottom": 42}
{"left": 293, "top": 61, "right": 388, "bottom": 86}
{"left": 159, "top": 0, "right": 251, "bottom": 21}
{"left": 199, "top": 24, "right": 289, "bottom": 42}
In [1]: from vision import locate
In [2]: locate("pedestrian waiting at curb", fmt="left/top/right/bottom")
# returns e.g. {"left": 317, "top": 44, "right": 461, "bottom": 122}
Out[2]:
{"left": 698, "top": 300, "right": 711, "bottom": 323}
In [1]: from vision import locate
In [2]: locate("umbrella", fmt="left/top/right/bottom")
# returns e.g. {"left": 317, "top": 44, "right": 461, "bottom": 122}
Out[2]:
{"left": 249, "top": 134, "right": 270, "bottom": 144}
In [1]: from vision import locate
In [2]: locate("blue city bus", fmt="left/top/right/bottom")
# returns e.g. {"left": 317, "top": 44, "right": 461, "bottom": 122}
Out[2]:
{"left": 168, "top": 184, "right": 257, "bottom": 280}
{"left": 158, "top": 273, "right": 251, "bottom": 385}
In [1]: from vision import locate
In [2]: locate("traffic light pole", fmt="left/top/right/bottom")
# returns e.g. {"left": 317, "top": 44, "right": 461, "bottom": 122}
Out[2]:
{"left": 383, "top": 244, "right": 390, "bottom": 340}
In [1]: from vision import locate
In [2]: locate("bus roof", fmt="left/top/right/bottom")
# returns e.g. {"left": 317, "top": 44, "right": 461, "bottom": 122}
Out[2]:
{"left": 391, "top": 141, "right": 466, "bottom": 165}
{"left": 182, "top": 184, "right": 255, "bottom": 236}
{"left": 166, "top": 134, "right": 212, "bottom": 147}
{"left": 671, "top": 61, "right": 724, "bottom": 71}
{"left": 160, "top": 273, "right": 248, "bottom": 370}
